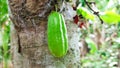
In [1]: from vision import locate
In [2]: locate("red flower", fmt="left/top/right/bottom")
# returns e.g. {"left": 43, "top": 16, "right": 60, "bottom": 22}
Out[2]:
{"left": 79, "top": 22, "right": 84, "bottom": 28}
{"left": 73, "top": 15, "right": 79, "bottom": 24}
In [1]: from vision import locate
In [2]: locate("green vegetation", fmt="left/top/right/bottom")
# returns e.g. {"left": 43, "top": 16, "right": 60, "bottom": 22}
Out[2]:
{"left": 78, "top": 0, "right": 120, "bottom": 68}
{"left": 0, "top": 0, "right": 11, "bottom": 68}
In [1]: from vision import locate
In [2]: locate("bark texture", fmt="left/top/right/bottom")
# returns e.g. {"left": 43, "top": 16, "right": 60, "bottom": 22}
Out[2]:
{"left": 9, "top": 0, "right": 81, "bottom": 68}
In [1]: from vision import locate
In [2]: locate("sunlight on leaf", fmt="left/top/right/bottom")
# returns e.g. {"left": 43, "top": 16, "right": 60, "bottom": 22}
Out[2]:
{"left": 77, "top": 6, "right": 95, "bottom": 20}
{"left": 100, "top": 11, "right": 120, "bottom": 24}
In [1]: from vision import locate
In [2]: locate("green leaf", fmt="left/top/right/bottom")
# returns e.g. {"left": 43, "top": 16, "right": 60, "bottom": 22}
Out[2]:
{"left": 100, "top": 11, "right": 120, "bottom": 24}
{"left": 85, "top": 38, "right": 97, "bottom": 54}
{"left": 77, "top": 7, "right": 95, "bottom": 20}
{"left": 79, "top": 0, "right": 85, "bottom": 6}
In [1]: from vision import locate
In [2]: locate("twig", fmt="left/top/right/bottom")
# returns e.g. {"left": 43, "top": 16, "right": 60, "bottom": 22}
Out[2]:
{"left": 84, "top": 0, "right": 103, "bottom": 24}
{"left": 86, "top": 2, "right": 96, "bottom": 5}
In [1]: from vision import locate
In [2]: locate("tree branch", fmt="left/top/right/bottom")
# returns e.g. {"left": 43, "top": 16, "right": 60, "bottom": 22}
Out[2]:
{"left": 84, "top": 0, "right": 103, "bottom": 24}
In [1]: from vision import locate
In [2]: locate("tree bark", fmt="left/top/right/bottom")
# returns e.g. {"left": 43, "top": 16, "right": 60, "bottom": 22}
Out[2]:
{"left": 9, "top": 0, "right": 81, "bottom": 68}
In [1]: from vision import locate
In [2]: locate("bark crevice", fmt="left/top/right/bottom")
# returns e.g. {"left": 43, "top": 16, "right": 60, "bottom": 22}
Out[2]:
{"left": 17, "top": 33, "right": 21, "bottom": 53}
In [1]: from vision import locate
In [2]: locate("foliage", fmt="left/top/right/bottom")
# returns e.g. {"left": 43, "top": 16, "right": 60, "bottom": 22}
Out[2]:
{"left": 77, "top": 0, "right": 120, "bottom": 25}
{"left": 77, "top": 6, "right": 95, "bottom": 20}
{"left": 81, "top": 40, "right": 119, "bottom": 68}
{"left": 85, "top": 37, "right": 97, "bottom": 54}
{"left": 79, "top": 0, "right": 85, "bottom": 7}
{"left": 0, "top": 0, "right": 10, "bottom": 68}
{"left": 0, "top": 0, "right": 9, "bottom": 29}
{"left": 100, "top": 11, "right": 120, "bottom": 24}
{"left": 78, "top": 0, "right": 120, "bottom": 68}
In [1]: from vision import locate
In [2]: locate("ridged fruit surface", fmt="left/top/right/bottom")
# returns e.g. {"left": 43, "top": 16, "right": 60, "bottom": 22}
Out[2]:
{"left": 47, "top": 11, "right": 68, "bottom": 57}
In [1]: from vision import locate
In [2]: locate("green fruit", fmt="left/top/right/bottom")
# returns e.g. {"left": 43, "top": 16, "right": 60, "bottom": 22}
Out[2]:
{"left": 47, "top": 11, "right": 68, "bottom": 57}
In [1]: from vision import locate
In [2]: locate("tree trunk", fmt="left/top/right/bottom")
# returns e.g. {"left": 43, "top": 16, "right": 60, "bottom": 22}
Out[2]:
{"left": 8, "top": 0, "right": 81, "bottom": 68}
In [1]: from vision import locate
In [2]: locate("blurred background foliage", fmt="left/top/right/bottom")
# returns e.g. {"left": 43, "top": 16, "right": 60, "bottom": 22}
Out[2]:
{"left": 0, "top": 0, "right": 11, "bottom": 68}
{"left": 78, "top": 0, "right": 120, "bottom": 68}
{"left": 0, "top": 0, "right": 120, "bottom": 68}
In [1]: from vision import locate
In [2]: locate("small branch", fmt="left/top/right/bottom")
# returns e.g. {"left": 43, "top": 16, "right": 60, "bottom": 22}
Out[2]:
{"left": 86, "top": 2, "right": 95, "bottom": 4}
{"left": 84, "top": 0, "right": 103, "bottom": 24}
